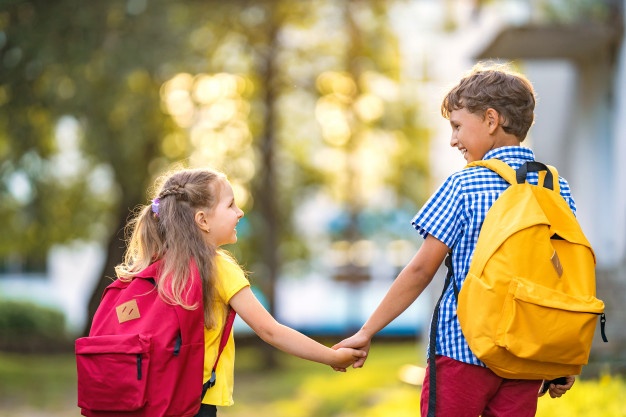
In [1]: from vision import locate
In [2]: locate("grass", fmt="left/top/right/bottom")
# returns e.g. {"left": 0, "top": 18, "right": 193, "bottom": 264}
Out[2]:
{"left": 220, "top": 341, "right": 424, "bottom": 417}
{"left": 1, "top": 341, "right": 625, "bottom": 416}
{"left": 0, "top": 353, "right": 77, "bottom": 417}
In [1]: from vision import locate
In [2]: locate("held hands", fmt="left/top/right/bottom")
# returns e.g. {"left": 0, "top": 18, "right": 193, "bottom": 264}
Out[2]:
{"left": 330, "top": 329, "right": 372, "bottom": 372}
{"left": 539, "top": 375, "right": 575, "bottom": 398}
{"left": 331, "top": 347, "right": 367, "bottom": 371}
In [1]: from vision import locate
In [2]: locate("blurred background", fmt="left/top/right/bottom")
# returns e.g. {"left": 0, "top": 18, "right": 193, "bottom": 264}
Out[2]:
{"left": 0, "top": 0, "right": 625, "bottom": 416}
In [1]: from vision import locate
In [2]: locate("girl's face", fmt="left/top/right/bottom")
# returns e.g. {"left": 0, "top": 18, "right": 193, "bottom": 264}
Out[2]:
{"left": 448, "top": 107, "right": 494, "bottom": 163}
{"left": 201, "top": 180, "right": 244, "bottom": 247}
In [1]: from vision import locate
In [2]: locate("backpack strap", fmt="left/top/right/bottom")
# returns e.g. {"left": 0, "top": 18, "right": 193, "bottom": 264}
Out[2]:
{"left": 426, "top": 254, "right": 456, "bottom": 417}
{"left": 202, "top": 308, "right": 237, "bottom": 397}
{"left": 516, "top": 161, "right": 560, "bottom": 193}
{"left": 467, "top": 159, "right": 560, "bottom": 193}
{"left": 466, "top": 159, "right": 517, "bottom": 185}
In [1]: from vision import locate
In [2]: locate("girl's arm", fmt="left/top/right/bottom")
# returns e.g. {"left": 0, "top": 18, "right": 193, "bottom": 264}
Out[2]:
{"left": 333, "top": 234, "right": 449, "bottom": 367}
{"left": 229, "top": 286, "right": 366, "bottom": 370}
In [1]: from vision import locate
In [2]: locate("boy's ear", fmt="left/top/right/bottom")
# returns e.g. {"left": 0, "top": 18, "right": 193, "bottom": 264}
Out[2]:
{"left": 485, "top": 108, "right": 500, "bottom": 134}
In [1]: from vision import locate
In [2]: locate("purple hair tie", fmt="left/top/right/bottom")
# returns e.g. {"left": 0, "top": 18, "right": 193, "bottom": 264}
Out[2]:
{"left": 151, "top": 198, "right": 160, "bottom": 215}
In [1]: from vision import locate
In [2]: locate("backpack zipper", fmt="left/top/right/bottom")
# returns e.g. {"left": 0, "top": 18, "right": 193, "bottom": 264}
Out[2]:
{"left": 136, "top": 354, "right": 143, "bottom": 380}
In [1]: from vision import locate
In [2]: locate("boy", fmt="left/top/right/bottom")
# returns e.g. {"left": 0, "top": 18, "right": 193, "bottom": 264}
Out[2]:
{"left": 334, "top": 62, "right": 575, "bottom": 416}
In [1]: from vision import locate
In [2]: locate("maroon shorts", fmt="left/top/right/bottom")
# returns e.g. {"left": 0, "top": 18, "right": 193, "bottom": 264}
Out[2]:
{"left": 421, "top": 355, "right": 543, "bottom": 417}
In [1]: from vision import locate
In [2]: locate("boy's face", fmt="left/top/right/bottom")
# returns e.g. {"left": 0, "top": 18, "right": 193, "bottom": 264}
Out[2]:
{"left": 448, "top": 108, "right": 495, "bottom": 163}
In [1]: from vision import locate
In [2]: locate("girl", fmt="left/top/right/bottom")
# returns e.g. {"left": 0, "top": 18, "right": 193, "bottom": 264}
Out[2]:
{"left": 115, "top": 167, "right": 364, "bottom": 417}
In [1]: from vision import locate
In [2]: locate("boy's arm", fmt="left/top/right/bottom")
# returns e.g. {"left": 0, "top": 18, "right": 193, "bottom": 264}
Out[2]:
{"left": 333, "top": 235, "right": 449, "bottom": 368}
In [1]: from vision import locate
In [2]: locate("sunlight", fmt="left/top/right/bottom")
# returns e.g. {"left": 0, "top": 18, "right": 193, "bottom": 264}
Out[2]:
{"left": 161, "top": 132, "right": 188, "bottom": 159}
{"left": 354, "top": 93, "right": 384, "bottom": 122}
{"left": 315, "top": 96, "right": 351, "bottom": 147}
{"left": 316, "top": 71, "right": 357, "bottom": 100}
{"left": 162, "top": 71, "right": 256, "bottom": 184}
{"left": 161, "top": 73, "right": 195, "bottom": 126}
{"left": 205, "top": 98, "right": 239, "bottom": 127}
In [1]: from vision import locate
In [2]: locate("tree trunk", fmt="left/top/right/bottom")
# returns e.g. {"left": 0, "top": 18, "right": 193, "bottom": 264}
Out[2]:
{"left": 80, "top": 203, "right": 133, "bottom": 336}
{"left": 253, "top": 14, "right": 281, "bottom": 368}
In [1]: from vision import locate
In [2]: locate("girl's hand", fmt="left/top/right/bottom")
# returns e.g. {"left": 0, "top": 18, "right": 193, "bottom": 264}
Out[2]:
{"left": 331, "top": 347, "right": 367, "bottom": 371}
{"left": 332, "top": 330, "right": 371, "bottom": 369}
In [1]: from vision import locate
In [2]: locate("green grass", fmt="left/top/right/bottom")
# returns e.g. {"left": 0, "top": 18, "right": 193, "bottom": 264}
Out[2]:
{"left": 220, "top": 341, "right": 424, "bottom": 417}
{"left": 0, "top": 353, "right": 77, "bottom": 416}
{"left": 1, "top": 342, "right": 625, "bottom": 417}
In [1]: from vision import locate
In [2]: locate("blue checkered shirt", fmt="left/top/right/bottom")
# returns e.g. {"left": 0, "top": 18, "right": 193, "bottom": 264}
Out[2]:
{"left": 411, "top": 146, "right": 576, "bottom": 366}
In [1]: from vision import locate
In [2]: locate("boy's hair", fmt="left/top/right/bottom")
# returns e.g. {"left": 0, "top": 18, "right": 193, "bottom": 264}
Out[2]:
{"left": 116, "top": 167, "right": 227, "bottom": 328}
{"left": 441, "top": 62, "right": 536, "bottom": 141}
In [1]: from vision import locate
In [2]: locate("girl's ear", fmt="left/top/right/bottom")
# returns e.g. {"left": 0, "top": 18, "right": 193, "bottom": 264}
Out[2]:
{"left": 194, "top": 209, "right": 211, "bottom": 233}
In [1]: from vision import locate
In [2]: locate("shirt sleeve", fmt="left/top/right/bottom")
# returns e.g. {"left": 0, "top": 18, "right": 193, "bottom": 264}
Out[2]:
{"left": 412, "top": 173, "right": 465, "bottom": 249}
{"left": 215, "top": 253, "right": 250, "bottom": 304}
{"left": 558, "top": 176, "right": 577, "bottom": 215}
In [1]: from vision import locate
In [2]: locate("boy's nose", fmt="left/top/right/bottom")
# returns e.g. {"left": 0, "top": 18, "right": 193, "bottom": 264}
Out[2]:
{"left": 450, "top": 135, "right": 458, "bottom": 147}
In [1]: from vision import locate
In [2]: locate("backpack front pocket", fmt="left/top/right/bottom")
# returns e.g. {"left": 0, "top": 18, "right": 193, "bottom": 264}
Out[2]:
{"left": 495, "top": 278, "right": 604, "bottom": 366}
{"left": 76, "top": 334, "right": 151, "bottom": 411}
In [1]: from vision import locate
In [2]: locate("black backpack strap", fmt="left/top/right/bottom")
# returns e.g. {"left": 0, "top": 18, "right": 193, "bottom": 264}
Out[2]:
{"left": 516, "top": 161, "right": 554, "bottom": 190}
{"left": 427, "top": 253, "right": 455, "bottom": 417}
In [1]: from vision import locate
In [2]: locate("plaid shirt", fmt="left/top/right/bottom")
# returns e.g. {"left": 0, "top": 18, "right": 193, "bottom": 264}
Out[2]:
{"left": 411, "top": 146, "right": 576, "bottom": 366}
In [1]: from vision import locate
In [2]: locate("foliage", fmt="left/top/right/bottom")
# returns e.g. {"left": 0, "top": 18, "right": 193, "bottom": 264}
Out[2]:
{"left": 1, "top": 0, "right": 431, "bottom": 332}
{"left": 0, "top": 299, "right": 71, "bottom": 352}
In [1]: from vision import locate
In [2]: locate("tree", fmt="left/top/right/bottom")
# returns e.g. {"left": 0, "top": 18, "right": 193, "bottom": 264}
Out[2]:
{"left": 1, "top": 0, "right": 431, "bottom": 348}
{"left": 0, "top": 0, "right": 222, "bottom": 332}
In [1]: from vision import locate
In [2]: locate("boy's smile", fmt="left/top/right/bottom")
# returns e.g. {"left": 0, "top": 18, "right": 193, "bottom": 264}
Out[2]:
{"left": 449, "top": 108, "right": 494, "bottom": 163}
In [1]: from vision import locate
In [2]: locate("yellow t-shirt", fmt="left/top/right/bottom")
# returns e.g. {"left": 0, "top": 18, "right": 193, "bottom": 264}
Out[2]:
{"left": 201, "top": 252, "right": 250, "bottom": 406}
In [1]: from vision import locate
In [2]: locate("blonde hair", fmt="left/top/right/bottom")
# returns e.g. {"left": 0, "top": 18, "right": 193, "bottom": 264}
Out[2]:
{"left": 115, "top": 167, "right": 227, "bottom": 328}
{"left": 441, "top": 61, "right": 536, "bottom": 141}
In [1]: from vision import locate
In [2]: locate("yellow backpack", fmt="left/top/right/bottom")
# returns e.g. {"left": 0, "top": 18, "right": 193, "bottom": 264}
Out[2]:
{"left": 456, "top": 159, "right": 607, "bottom": 380}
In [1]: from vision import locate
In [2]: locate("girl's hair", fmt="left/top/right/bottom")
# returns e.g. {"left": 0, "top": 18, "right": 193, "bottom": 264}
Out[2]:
{"left": 115, "top": 167, "right": 227, "bottom": 329}
{"left": 441, "top": 61, "right": 536, "bottom": 141}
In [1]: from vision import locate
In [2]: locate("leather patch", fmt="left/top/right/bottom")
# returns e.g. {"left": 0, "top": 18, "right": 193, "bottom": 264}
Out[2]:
{"left": 551, "top": 250, "right": 563, "bottom": 277}
{"left": 116, "top": 299, "right": 141, "bottom": 323}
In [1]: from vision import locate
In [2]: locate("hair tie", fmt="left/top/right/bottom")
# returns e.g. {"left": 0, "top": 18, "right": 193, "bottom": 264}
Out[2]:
{"left": 151, "top": 198, "right": 160, "bottom": 215}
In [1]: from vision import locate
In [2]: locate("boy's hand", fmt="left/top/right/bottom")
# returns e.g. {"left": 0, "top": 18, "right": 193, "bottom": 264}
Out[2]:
{"left": 539, "top": 375, "right": 575, "bottom": 398}
{"left": 331, "top": 330, "right": 371, "bottom": 369}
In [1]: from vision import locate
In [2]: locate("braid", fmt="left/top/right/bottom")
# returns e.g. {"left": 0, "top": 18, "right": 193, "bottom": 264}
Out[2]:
{"left": 158, "top": 186, "right": 188, "bottom": 200}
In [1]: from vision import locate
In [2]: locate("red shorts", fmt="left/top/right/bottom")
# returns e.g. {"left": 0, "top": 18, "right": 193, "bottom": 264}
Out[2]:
{"left": 421, "top": 356, "right": 543, "bottom": 417}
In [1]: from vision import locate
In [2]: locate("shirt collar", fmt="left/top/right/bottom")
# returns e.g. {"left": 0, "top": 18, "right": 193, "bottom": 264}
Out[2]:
{"left": 483, "top": 146, "right": 535, "bottom": 162}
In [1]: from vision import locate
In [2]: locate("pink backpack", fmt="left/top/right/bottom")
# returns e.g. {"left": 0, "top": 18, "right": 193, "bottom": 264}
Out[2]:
{"left": 75, "top": 260, "right": 205, "bottom": 417}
